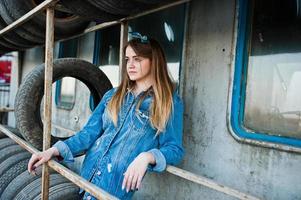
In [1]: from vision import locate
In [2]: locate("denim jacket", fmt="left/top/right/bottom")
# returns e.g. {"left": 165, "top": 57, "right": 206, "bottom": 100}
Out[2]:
{"left": 53, "top": 88, "right": 184, "bottom": 200}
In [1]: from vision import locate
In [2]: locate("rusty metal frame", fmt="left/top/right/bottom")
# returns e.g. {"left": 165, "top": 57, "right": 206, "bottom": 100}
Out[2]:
{"left": 0, "top": 0, "right": 260, "bottom": 200}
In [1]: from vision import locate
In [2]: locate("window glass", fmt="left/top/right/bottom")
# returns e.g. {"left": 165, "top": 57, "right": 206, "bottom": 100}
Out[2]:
{"left": 94, "top": 25, "right": 120, "bottom": 87}
{"left": 56, "top": 77, "right": 76, "bottom": 109}
{"left": 128, "top": 4, "right": 186, "bottom": 84}
{"left": 244, "top": 0, "right": 301, "bottom": 139}
{"left": 55, "top": 38, "right": 78, "bottom": 110}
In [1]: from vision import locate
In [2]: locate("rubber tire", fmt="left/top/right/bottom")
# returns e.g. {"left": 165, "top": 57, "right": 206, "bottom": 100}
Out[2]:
{"left": 35, "top": 182, "right": 80, "bottom": 200}
{"left": 0, "top": 16, "right": 37, "bottom": 48}
{"left": 0, "top": 138, "right": 16, "bottom": 150}
{"left": 1, "top": 167, "right": 56, "bottom": 199}
{"left": 60, "top": 0, "right": 123, "bottom": 22}
{"left": 0, "top": 144, "right": 25, "bottom": 164}
{"left": 0, "top": 152, "right": 31, "bottom": 194}
{"left": 0, "top": 125, "right": 23, "bottom": 139}
{"left": 0, "top": 0, "right": 89, "bottom": 43}
{"left": 86, "top": 0, "right": 151, "bottom": 15}
{"left": 0, "top": 151, "right": 30, "bottom": 176}
{"left": 15, "top": 58, "right": 113, "bottom": 150}
{"left": 14, "top": 174, "right": 71, "bottom": 200}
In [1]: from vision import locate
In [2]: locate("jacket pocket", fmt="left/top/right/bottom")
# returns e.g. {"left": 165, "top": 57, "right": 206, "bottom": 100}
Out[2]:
{"left": 131, "top": 109, "right": 150, "bottom": 132}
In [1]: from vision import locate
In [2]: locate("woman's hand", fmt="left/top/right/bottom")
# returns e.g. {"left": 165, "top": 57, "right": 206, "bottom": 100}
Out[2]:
{"left": 122, "top": 152, "right": 155, "bottom": 192}
{"left": 27, "top": 147, "right": 60, "bottom": 174}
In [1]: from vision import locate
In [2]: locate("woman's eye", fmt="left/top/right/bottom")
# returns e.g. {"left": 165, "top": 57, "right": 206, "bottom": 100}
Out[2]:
{"left": 134, "top": 57, "right": 141, "bottom": 62}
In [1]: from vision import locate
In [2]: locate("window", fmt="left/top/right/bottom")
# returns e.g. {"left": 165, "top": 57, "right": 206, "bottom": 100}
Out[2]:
{"left": 231, "top": 0, "right": 301, "bottom": 147}
{"left": 93, "top": 25, "right": 120, "bottom": 87}
{"left": 90, "top": 25, "right": 120, "bottom": 111}
{"left": 128, "top": 4, "right": 186, "bottom": 84}
{"left": 55, "top": 38, "right": 78, "bottom": 110}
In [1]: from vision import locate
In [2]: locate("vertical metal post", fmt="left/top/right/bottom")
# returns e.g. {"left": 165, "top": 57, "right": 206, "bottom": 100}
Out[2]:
{"left": 41, "top": 7, "right": 54, "bottom": 200}
{"left": 119, "top": 21, "right": 128, "bottom": 83}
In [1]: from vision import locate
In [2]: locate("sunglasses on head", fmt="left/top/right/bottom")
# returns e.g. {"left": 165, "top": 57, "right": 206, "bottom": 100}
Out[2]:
{"left": 129, "top": 32, "right": 149, "bottom": 44}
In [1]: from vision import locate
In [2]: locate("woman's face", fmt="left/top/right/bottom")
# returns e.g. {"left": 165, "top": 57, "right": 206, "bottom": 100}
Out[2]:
{"left": 125, "top": 46, "right": 152, "bottom": 83}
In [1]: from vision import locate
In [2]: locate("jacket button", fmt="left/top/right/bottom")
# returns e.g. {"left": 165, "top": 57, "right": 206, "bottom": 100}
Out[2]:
{"left": 97, "top": 171, "right": 101, "bottom": 176}
{"left": 87, "top": 196, "right": 92, "bottom": 200}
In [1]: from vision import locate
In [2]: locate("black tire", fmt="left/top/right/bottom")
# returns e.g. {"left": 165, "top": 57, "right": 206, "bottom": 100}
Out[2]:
{"left": 0, "top": 16, "right": 37, "bottom": 48}
{"left": 15, "top": 58, "right": 112, "bottom": 150}
{"left": 0, "top": 138, "right": 16, "bottom": 150}
{"left": 0, "top": 1, "right": 44, "bottom": 44}
{"left": 60, "top": 0, "right": 123, "bottom": 22}
{"left": 87, "top": 0, "right": 150, "bottom": 15}
{"left": 0, "top": 145, "right": 25, "bottom": 164}
{"left": 36, "top": 182, "right": 80, "bottom": 200}
{"left": 0, "top": 0, "right": 89, "bottom": 43}
{"left": 1, "top": 167, "right": 56, "bottom": 200}
{"left": 14, "top": 174, "right": 71, "bottom": 200}
{"left": 0, "top": 125, "right": 23, "bottom": 139}
{"left": 0, "top": 152, "right": 31, "bottom": 194}
{"left": 0, "top": 151, "right": 30, "bottom": 176}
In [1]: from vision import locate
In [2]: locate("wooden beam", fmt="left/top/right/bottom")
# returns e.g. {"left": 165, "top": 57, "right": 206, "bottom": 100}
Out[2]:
{"left": 41, "top": 6, "right": 55, "bottom": 200}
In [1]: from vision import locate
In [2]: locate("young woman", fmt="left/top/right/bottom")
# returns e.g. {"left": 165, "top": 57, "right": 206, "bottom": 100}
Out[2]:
{"left": 28, "top": 33, "right": 184, "bottom": 200}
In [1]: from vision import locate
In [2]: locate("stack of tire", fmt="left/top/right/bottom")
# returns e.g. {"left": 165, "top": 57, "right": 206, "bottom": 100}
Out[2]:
{"left": 0, "top": 0, "right": 176, "bottom": 55}
{"left": 0, "top": 138, "right": 80, "bottom": 199}
{"left": 0, "top": 129, "right": 80, "bottom": 199}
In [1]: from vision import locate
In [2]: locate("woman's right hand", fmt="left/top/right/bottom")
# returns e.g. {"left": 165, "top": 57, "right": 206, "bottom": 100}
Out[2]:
{"left": 27, "top": 147, "right": 59, "bottom": 174}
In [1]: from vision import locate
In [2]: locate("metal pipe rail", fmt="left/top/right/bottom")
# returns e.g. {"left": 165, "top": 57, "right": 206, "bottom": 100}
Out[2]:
{"left": 0, "top": 0, "right": 260, "bottom": 200}
{"left": 0, "top": 124, "right": 118, "bottom": 200}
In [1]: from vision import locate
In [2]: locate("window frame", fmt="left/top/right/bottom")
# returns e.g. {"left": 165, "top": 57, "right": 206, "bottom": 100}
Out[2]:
{"left": 229, "top": 0, "right": 301, "bottom": 149}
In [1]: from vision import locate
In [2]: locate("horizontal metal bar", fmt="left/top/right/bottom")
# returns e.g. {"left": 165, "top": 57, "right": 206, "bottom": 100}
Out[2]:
{"left": 0, "top": 0, "right": 59, "bottom": 36}
{"left": 0, "top": 124, "right": 118, "bottom": 200}
{"left": 0, "top": 107, "right": 14, "bottom": 112}
{"left": 28, "top": 121, "right": 260, "bottom": 199}
{"left": 0, "top": 123, "right": 259, "bottom": 199}
{"left": 85, "top": 0, "right": 190, "bottom": 34}
{"left": 56, "top": 0, "right": 190, "bottom": 43}
{"left": 166, "top": 166, "right": 260, "bottom": 200}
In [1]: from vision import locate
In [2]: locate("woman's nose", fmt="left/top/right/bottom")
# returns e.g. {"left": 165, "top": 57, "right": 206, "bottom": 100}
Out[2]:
{"left": 128, "top": 60, "right": 135, "bottom": 68}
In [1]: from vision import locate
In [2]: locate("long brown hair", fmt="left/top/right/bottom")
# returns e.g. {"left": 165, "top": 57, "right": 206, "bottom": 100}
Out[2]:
{"left": 107, "top": 38, "right": 175, "bottom": 134}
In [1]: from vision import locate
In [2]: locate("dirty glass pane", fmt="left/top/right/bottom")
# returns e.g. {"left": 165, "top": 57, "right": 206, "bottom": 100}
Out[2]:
{"left": 244, "top": 0, "right": 301, "bottom": 139}
{"left": 128, "top": 4, "right": 186, "bottom": 83}
{"left": 58, "top": 77, "right": 76, "bottom": 109}
{"left": 56, "top": 38, "right": 78, "bottom": 109}
{"left": 94, "top": 25, "right": 120, "bottom": 87}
